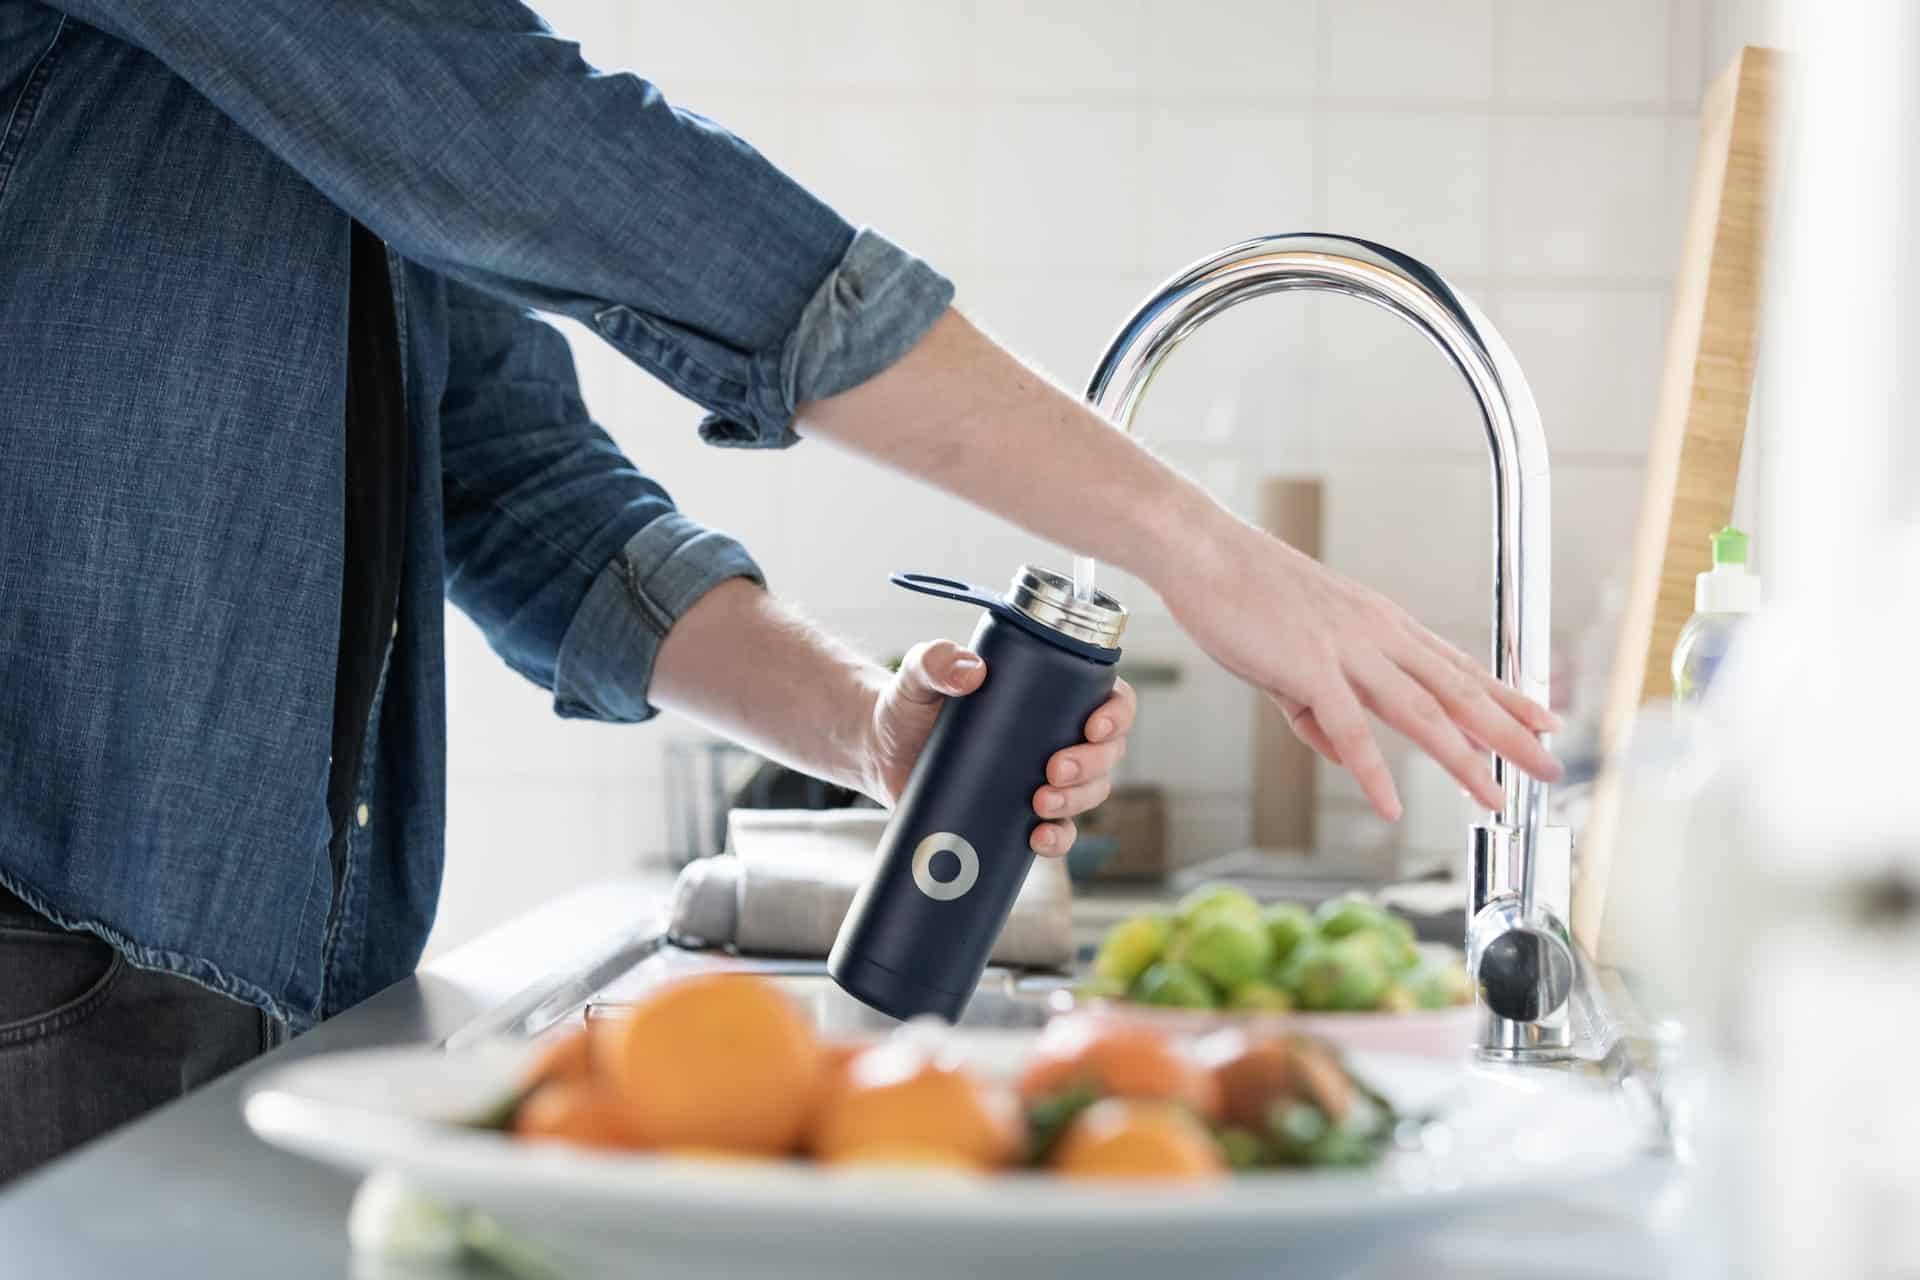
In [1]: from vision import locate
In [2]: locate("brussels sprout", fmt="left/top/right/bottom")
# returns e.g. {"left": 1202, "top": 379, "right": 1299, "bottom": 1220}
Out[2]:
{"left": 1314, "top": 894, "right": 1394, "bottom": 940}
{"left": 1224, "top": 980, "right": 1295, "bottom": 1013}
{"left": 1073, "top": 975, "right": 1129, "bottom": 1002}
{"left": 1260, "top": 902, "right": 1316, "bottom": 968}
{"left": 1272, "top": 936, "right": 1326, "bottom": 995}
{"left": 1379, "top": 982, "right": 1417, "bottom": 1013}
{"left": 1410, "top": 954, "right": 1475, "bottom": 1008}
{"left": 1132, "top": 960, "right": 1219, "bottom": 1009}
{"left": 1184, "top": 914, "right": 1273, "bottom": 989}
{"left": 1317, "top": 896, "right": 1420, "bottom": 970}
{"left": 1294, "top": 934, "right": 1393, "bottom": 1011}
{"left": 1092, "top": 914, "right": 1171, "bottom": 986}
{"left": 1175, "top": 883, "right": 1262, "bottom": 928}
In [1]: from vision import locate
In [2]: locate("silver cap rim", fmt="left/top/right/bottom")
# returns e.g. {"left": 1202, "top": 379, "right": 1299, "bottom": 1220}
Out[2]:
{"left": 1005, "top": 564, "right": 1126, "bottom": 649}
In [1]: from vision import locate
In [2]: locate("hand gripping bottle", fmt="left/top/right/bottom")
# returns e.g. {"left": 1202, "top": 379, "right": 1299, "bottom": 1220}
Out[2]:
{"left": 829, "top": 565, "right": 1126, "bottom": 1021}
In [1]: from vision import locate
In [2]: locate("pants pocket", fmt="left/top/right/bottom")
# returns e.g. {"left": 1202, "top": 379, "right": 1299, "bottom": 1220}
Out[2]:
{"left": 0, "top": 922, "right": 122, "bottom": 1047}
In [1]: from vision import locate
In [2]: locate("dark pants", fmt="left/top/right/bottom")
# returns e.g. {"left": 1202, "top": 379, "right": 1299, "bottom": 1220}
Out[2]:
{"left": 0, "top": 885, "right": 285, "bottom": 1185}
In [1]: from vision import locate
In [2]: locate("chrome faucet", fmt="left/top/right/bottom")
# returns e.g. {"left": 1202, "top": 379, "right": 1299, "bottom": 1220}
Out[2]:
{"left": 1081, "top": 233, "right": 1577, "bottom": 1060}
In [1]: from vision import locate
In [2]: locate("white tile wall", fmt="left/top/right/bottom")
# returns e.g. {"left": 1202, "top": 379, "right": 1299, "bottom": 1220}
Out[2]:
{"left": 1322, "top": 0, "right": 1496, "bottom": 101}
{"left": 1490, "top": 116, "right": 1679, "bottom": 278}
{"left": 1141, "top": 107, "right": 1316, "bottom": 269}
{"left": 1319, "top": 110, "right": 1492, "bottom": 277}
{"left": 429, "top": 0, "right": 1718, "bottom": 956}
{"left": 1496, "top": 0, "right": 1674, "bottom": 107}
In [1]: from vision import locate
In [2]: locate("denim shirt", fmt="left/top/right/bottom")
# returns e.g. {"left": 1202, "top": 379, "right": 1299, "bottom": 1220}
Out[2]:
{"left": 0, "top": 2, "right": 953, "bottom": 1029}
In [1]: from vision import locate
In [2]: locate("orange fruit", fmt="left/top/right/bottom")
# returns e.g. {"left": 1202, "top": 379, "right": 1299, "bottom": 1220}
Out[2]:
{"left": 813, "top": 1038, "right": 866, "bottom": 1109}
{"left": 1018, "top": 1016, "right": 1221, "bottom": 1122}
{"left": 601, "top": 973, "right": 823, "bottom": 1155}
{"left": 522, "top": 1026, "right": 593, "bottom": 1089}
{"left": 1051, "top": 1099, "right": 1228, "bottom": 1182}
{"left": 810, "top": 1039, "right": 1023, "bottom": 1170}
{"left": 822, "top": 1144, "right": 990, "bottom": 1175}
{"left": 513, "top": 1080, "right": 641, "bottom": 1151}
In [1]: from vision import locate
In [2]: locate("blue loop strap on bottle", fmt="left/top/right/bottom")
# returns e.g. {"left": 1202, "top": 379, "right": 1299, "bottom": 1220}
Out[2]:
{"left": 830, "top": 564, "right": 1127, "bottom": 1022}
{"left": 891, "top": 570, "right": 1124, "bottom": 664}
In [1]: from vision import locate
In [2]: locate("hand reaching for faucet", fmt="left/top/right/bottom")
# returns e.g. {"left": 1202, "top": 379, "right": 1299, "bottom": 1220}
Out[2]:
{"left": 1159, "top": 521, "right": 1563, "bottom": 820}
{"left": 797, "top": 308, "right": 1564, "bottom": 820}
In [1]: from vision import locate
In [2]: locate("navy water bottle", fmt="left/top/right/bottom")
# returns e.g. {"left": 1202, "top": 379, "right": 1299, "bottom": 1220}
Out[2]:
{"left": 829, "top": 564, "right": 1127, "bottom": 1022}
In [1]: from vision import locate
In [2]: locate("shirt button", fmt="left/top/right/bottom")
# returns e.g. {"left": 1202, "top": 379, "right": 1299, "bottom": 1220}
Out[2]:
{"left": 356, "top": 804, "right": 370, "bottom": 828}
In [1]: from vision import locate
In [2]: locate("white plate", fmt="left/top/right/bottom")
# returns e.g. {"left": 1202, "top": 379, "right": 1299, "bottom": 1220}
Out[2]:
{"left": 244, "top": 1032, "right": 1650, "bottom": 1277}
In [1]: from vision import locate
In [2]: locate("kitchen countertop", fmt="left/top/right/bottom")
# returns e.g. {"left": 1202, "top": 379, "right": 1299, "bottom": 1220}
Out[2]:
{"left": 0, "top": 871, "right": 1703, "bottom": 1279}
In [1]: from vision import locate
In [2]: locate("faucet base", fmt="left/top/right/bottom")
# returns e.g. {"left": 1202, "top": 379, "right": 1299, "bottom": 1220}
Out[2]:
{"left": 1468, "top": 823, "right": 1577, "bottom": 1057}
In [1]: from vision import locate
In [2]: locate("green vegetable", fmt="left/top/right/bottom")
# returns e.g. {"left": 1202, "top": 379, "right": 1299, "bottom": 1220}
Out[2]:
{"left": 1214, "top": 1125, "right": 1266, "bottom": 1171}
{"left": 1266, "top": 1098, "right": 1396, "bottom": 1169}
{"left": 1074, "top": 975, "right": 1129, "bottom": 1002}
{"left": 1409, "top": 954, "right": 1475, "bottom": 1008}
{"left": 1175, "top": 883, "right": 1262, "bottom": 928}
{"left": 1293, "top": 934, "right": 1393, "bottom": 1011}
{"left": 1379, "top": 982, "right": 1417, "bottom": 1013}
{"left": 1314, "top": 894, "right": 1400, "bottom": 939}
{"left": 1267, "top": 1101, "right": 1330, "bottom": 1164}
{"left": 1132, "top": 960, "right": 1219, "bottom": 1009}
{"left": 1025, "top": 1085, "right": 1101, "bottom": 1165}
{"left": 1224, "top": 980, "right": 1294, "bottom": 1013}
{"left": 1260, "top": 902, "right": 1316, "bottom": 968}
{"left": 1092, "top": 914, "right": 1171, "bottom": 986}
{"left": 1316, "top": 896, "right": 1420, "bottom": 970}
{"left": 1183, "top": 913, "right": 1273, "bottom": 989}
{"left": 348, "top": 1172, "right": 464, "bottom": 1264}
{"left": 348, "top": 1172, "right": 565, "bottom": 1278}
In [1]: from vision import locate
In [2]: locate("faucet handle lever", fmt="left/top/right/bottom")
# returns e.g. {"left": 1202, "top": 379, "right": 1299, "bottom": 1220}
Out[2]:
{"left": 1475, "top": 922, "right": 1574, "bottom": 1022}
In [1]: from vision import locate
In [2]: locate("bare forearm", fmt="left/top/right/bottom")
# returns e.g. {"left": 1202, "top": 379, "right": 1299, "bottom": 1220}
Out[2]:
{"left": 649, "top": 578, "right": 884, "bottom": 797}
{"left": 794, "top": 309, "right": 1233, "bottom": 592}
{"left": 792, "top": 305, "right": 1562, "bottom": 822}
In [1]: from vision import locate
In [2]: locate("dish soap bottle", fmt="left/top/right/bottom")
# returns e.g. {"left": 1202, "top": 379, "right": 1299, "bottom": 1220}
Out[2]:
{"left": 1672, "top": 526, "right": 1760, "bottom": 706}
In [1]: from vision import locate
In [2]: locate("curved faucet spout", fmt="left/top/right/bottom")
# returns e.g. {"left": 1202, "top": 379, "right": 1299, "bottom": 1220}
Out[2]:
{"left": 1080, "top": 233, "right": 1551, "bottom": 834}
{"left": 1081, "top": 233, "right": 1573, "bottom": 1059}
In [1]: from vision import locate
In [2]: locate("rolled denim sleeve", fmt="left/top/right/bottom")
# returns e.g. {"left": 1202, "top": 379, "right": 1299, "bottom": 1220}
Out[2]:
{"left": 441, "top": 283, "right": 761, "bottom": 722}
{"left": 698, "top": 227, "right": 956, "bottom": 449}
{"left": 52, "top": 0, "right": 953, "bottom": 446}
{"left": 551, "top": 515, "right": 760, "bottom": 721}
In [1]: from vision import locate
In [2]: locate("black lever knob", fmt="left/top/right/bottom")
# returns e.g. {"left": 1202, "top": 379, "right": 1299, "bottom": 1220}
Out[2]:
{"left": 1476, "top": 927, "right": 1574, "bottom": 1023}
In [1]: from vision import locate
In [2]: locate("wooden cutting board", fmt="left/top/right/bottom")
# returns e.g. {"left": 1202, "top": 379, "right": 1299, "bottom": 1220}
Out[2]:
{"left": 1573, "top": 46, "right": 1781, "bottom": 956}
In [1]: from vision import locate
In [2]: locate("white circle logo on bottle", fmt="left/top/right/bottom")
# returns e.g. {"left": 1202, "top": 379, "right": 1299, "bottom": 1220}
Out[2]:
{"left": 910, "top": 832, "right": 980, "bottom": 902}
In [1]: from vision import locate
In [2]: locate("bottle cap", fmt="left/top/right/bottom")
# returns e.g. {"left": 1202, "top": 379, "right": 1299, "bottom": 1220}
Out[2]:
{"left": 1710, "top": 526, "right": 1749, "bottom": 567}
{"left": 1697, "top": 526, "right": 1761, "bottom": 614}
{"left": 1006, "top": 565, "right": 1127, "bottom": 648}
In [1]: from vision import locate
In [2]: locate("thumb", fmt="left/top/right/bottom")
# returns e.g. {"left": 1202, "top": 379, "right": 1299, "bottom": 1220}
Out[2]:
{"left": 895, "top": 640, "right": 985, "bottom": 704}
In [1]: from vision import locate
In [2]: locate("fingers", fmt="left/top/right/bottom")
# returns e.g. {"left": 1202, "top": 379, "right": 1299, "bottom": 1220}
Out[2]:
{"left": 1410, "top": 624, "right": 1561, "bottom": 734}
{"left": 1083, "top": 679, "right": 1137, "bottom": 742}
{"left": 1034, "top": 776, "right": 1112, "bottom": 820}
{"left": 1046, "top": 736, "right": 1125, "bottom": 787}
{"left": 1030, "top": 819, "right": 1077, "bottom": 857}
{"left": 894, "top": 640, "right": 985, "bottom": 704}
{"left": 1395, "top": 648, "right": 1564, "bottom": 786}
{"left": 1305, "top": 680, "right": 1401, "bottom": 821}
{"left": 1275, "top": 694, "right": 1344, "bottom": 765}
{"left": 1353, "top": 656, "right": 1507, "bottom": 812}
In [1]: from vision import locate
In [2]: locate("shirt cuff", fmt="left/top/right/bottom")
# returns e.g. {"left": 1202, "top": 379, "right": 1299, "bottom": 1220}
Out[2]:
{"left": 551, "top": 513, "right": 764, "bottom": 722}
{"left": 697, "top": 227, "right": 956, "bottom": 450}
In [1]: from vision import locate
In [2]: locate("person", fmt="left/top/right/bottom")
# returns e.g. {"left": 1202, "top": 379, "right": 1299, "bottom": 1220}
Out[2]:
{"left": 0, "top": 1, "right": 1562, "bottom": 1182}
